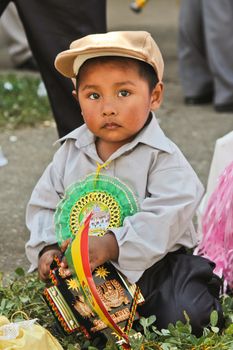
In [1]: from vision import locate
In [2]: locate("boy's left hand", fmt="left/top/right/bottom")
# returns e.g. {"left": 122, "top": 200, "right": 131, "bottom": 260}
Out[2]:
{"left": 59, "top": 232, "right": 119, "bottom": 275}
{"left": 89, "top": 232, "right": 119, "bottom": 271}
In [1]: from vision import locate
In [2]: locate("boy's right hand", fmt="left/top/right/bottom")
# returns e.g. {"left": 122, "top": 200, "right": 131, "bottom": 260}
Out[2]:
{"left": 38, "top": 246, "right": 61, "bottom": 282}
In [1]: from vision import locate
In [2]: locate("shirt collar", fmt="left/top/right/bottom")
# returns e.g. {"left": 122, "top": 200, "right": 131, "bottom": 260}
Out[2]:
{"left": 56, "top": 123, "right": 94, "bottom": 147}
{"left": 130, "top": 112, "right": 172, "bottom": 153}
{"left": 56, "top": 112, "right": 172, "bottom": 154}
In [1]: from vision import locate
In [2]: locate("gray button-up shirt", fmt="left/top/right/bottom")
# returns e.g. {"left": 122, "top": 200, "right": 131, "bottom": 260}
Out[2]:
{"left": 26, "top": 114, "right": 204, "bottom": 283}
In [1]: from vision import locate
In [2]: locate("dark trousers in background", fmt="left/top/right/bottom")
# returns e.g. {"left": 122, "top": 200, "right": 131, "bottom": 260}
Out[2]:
{"left": 137, "top": 249, "right": 224, "bottom": 336}
{"left": 0, "top": 0, "right": 107, "bottom": 137}
{"left": 178, "top": 0, "right": 233, "bottom": 107}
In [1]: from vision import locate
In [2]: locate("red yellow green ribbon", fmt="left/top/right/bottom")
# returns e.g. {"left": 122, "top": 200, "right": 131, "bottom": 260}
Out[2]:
{"left": 70, "top": 213, "right": 129, "bottom": 344}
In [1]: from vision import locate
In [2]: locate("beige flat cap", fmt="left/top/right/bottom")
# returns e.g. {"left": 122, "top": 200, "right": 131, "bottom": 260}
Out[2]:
{"left": 55, "top": 31, "right": 164, "bottom": 81}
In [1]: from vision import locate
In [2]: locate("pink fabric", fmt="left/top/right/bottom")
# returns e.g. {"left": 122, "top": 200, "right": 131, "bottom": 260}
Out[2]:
{"left": 197, "top": 161, "right": 233, "bottom": 289}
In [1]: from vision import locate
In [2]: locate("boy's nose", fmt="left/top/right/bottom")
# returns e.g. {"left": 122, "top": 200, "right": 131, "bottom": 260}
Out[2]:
{"left": 102, "top": 110, "right": 116, "bottom": 117}
{"left": 101, "top": 99, "right": 117, "bottom": 117}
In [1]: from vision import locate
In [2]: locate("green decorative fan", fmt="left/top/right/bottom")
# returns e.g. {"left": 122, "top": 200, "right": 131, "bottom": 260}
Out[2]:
{"left": 54, "top": 173, "right": 139, "bottom": 245}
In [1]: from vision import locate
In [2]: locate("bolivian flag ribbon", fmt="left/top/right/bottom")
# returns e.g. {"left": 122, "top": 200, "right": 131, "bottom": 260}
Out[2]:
{"left": 68, "top": 213, "right": 129, "bottom": 344}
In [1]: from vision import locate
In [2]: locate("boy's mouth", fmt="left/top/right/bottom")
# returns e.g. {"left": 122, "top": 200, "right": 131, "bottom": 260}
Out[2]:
{"left": 103, "top": 122, "right": 121, "bottom": 129}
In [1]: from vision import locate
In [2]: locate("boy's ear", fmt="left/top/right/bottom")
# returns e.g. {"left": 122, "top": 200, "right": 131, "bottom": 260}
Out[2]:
{"left": 150, "top": 82, "right": 164, "bottom": 110}
{"left": 71, "top": 78, "right": 78, "bottom": 101}
{"left": 72, "top": 89, "right": 78, "bottom": 101}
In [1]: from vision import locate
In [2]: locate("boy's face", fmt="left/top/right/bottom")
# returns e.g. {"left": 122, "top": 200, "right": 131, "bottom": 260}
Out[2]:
{"left": 74, "top": 59, "right": 163, "bottom": 151}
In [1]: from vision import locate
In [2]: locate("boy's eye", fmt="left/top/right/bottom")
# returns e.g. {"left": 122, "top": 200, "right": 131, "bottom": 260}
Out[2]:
{"left": 118, "top": 90, "right": 130, "bottom": 97}
{"left": 89, "top": 93, "right": 100, "bottom": 100}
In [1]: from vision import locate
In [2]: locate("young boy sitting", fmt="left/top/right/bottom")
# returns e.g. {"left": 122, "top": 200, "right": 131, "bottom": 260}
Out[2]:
{"left": 25, "top": 31, "right": 223, "bottom": 336}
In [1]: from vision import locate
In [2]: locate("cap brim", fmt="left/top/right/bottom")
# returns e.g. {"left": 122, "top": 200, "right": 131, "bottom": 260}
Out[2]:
{"left": 55, "top": 49, "right": 81, "bottom": 78}
{"left": 55, "top": 47, "right": 159, "bottom": 79}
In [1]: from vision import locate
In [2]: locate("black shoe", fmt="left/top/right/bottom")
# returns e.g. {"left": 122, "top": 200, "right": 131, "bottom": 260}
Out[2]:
{"left": 184, "top": 93, "right": 213, "bottom": 105}
{"left": 15, "top": 57, "right": 38, "bottom": 72}
{"left": 214, "top": 103, "right": 233, "bottom": 113}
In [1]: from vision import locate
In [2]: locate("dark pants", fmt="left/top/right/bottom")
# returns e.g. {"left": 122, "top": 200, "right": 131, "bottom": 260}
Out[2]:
{"left": 178, "top": 0, "right": 233, "bottom": 105}
{"left": 137, "top": 249, "right": 224, "bottom": 336}
{"left": 0, "top": 0, "right": 106, "bottom": 137}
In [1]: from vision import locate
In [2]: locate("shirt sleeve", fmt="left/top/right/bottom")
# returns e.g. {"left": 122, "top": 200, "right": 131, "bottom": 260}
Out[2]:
{"left": 25, "top": 147, "right": 65, "bottom": 271}
{"left": 111, "top": 164, "right": 204, "bottom": 283}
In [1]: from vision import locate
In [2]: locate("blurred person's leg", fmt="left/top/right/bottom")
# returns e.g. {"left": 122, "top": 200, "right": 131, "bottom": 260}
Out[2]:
{"left": 178, "top": 0, "right": 213, "bottom": 104}
{"left": 0, "top": 2, "right": 37, "bottom": 70}
{"left": 14, "top": 0, "right": 106, "bottom": 137}
{"left": 203, "top": 0, "right": 233, "bottom": 111}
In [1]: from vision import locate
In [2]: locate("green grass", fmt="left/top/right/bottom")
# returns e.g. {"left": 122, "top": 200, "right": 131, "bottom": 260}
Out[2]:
{"left": 0, "top": 73, "right": 52, "bottom": 129}
{"left": 1, "top": 268, "right": 233, "bottom": 350}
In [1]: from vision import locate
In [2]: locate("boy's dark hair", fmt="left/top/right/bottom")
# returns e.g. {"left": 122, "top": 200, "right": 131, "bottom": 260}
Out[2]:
{"left": 76, "top": 56, "right": 159, "bottom": 92}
